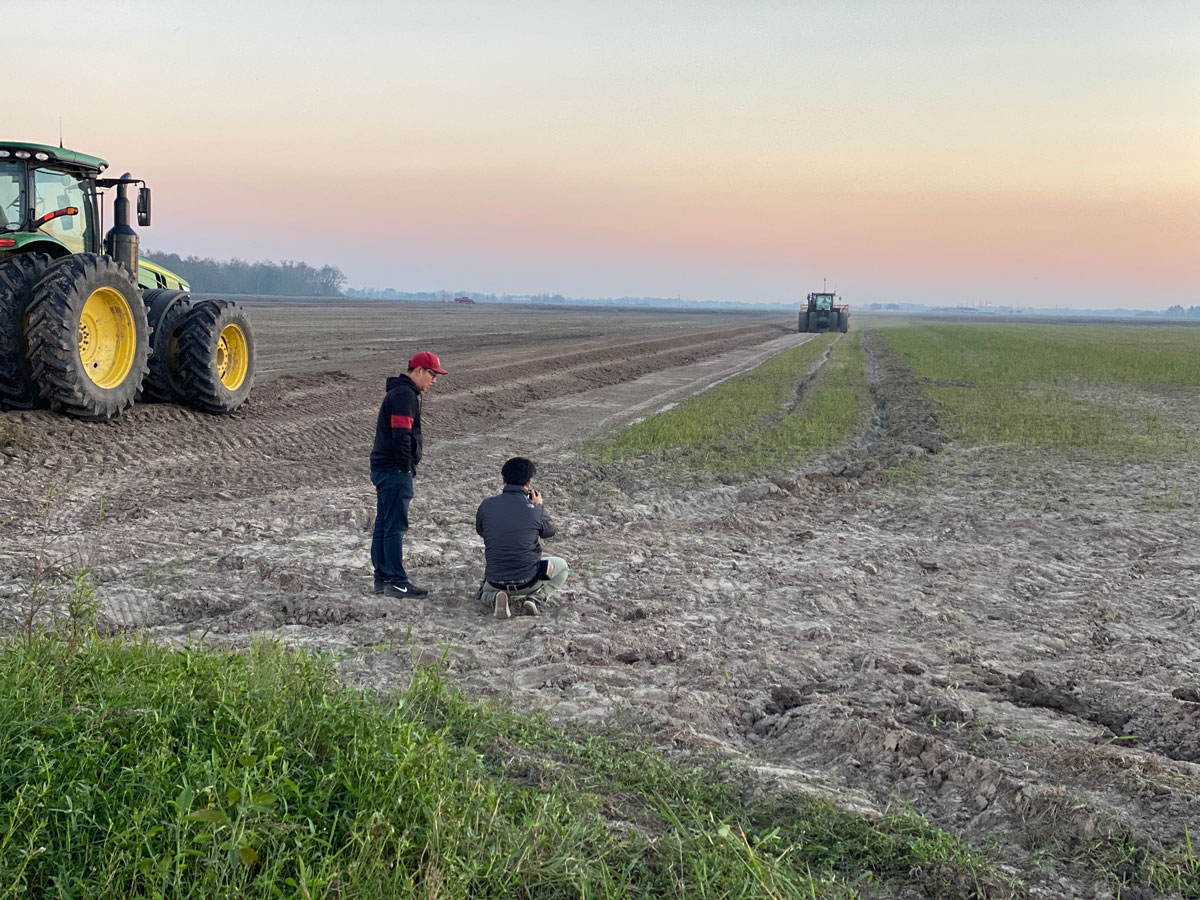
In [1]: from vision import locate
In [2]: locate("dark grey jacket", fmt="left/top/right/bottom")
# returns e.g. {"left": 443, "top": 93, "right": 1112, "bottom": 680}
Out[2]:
{"left": 476, "top": 485, "right": 557, "bottom": 586}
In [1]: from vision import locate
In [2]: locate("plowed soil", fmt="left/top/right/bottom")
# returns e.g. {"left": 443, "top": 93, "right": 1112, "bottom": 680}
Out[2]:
{"left": 2, "top": 301, "right": 1198, "bottom": 898}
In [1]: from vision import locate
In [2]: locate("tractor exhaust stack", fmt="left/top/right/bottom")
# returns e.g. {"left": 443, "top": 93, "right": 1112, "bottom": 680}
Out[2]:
{"left": 104, "top": 173, "right": 139, "bottom": 282}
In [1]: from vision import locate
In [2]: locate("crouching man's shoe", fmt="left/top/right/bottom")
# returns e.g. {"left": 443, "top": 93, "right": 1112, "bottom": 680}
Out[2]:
{"left": 522, "top": 598, "right": 539, "bottom": 617}
{"left": 493, "top": 590, "right": 510, "bottom": 620}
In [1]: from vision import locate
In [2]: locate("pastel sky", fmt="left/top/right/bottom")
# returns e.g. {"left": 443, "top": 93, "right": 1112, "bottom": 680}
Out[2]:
{"left": 9, "top": 0, "right": 1199, "bottom": 308}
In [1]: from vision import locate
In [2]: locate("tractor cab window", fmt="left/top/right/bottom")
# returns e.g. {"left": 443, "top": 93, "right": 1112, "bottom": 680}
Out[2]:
{"left": 0, "top": 162, "right": 23, "bottom": 232}
{"left": 33, "top": 167, "right": 93, "bottom": 253}
{"left": 815, "top": 295, "right": 832, "bottom": 310}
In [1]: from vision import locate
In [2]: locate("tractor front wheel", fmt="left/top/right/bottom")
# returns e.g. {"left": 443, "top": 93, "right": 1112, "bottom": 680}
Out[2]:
{"left": 25, "top": 254, "right": 149, "bottom": 420}
{"left": 0, "top": 253, "right": 52, "bottom": 409}
{"left": 176, "top": 298, "right": 255, "bottom": 414}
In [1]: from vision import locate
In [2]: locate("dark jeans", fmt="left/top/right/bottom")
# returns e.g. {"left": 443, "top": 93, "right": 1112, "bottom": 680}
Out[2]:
{"left": 371, "top": 468, "right": 413, "bottom": 584}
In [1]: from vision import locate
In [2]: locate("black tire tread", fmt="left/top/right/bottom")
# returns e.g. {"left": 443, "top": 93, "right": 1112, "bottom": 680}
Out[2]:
{"left": 176, "top": 298, "right": 255, "bottom": 414}
{"left": 0, "top": 253, "right": 52, "bottom": 409}
{"left": 142, "top": 290, "right": 193, "bottom": 403}
{"left": 25, "top": 254, "right": 149, "bottom": 421}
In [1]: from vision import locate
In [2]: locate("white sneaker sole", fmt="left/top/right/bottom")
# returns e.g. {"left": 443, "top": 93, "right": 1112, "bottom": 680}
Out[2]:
{"left": 493, "top": 591, "right": 510, "bottom": 620}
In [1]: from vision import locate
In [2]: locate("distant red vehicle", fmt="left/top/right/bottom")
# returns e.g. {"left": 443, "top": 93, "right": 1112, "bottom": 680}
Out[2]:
{"left": 453, "top": 296, "right": 475, "bottom": 304}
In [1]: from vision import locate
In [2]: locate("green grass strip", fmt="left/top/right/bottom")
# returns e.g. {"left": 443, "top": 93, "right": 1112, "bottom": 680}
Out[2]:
{"left": 0, "top": 634, "right": 1014, "bottom": 899}
{"left": 589, "top": 333, "right": 868, "bottom": 475}
{"left": 879, "top": 324, "right": 1198, "bottom": 455}
{"left": 877, "top": 323, "right": 1200, "bottom": 386}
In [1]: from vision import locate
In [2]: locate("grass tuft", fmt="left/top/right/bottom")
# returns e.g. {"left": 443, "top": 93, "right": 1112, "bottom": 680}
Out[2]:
{"left": 0, "top": 423, "right": 35, "bottom": 454}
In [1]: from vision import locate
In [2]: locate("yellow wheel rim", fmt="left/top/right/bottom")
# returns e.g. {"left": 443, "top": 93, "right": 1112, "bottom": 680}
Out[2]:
{"left": 216, "top": 323, "right": 249, "bottom": 390}
{"left": 78, "top": 287, "right": 136, "bottom": 389}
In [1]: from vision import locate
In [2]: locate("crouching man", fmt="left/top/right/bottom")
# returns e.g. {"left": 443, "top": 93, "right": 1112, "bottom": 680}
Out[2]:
{"left": 475, "top": 457, "right": 569, "bottom": 619}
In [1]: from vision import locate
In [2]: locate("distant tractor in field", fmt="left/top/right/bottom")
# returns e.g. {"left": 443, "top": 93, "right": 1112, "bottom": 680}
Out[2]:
{"left": 799, "top": 291, "right": 849, "bottom": 334}
{"left": 0, "top": 141, "right": 255, "bottom": 420}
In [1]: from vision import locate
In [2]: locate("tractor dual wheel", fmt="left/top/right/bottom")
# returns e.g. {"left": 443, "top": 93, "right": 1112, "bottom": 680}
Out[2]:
{"left": 176, "top": 298, "right": 255, "bottom": 414}
{"left": 142, "top": 288, "right": 193, "bottom": 403}
{"left": 839, "top": 311, "right": 849, "bottom": 333}
{"left": 0, "top": 253, "right": 52, "bottom": 409}
{"left": 25, "top": 253, "right": 149, "bottom": 420}
{"left": 798, "top": 311, "right": 808, "bottom": 333}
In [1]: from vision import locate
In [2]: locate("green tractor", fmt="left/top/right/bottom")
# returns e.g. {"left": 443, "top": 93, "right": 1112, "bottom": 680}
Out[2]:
{"left": 0, "top": 141, "right": 254, "bottom": 420}
{"left": 798, "top": 291, "right": 849, "bottom": 334}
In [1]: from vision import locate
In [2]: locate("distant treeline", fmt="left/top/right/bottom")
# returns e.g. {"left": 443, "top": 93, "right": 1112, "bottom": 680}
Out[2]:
{"left": 344, "top": 288, "right": 795, "bottom": 310}
{"left": 346, "top": 288, "right": 509, "bottom": 302}
{"left": 145, "top": 252, "right": 347, "bottom": 297}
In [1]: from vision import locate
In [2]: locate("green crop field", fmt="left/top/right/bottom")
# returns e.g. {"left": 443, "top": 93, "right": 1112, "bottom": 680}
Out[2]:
{"left": 877, "top": 323, "right": 1200, "bottom": 456}
{"left": 588, "top": 333, "right": 869, "bottom": 475}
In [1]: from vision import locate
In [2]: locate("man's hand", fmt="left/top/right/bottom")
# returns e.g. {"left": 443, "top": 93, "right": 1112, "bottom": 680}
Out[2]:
{"left": 530, "top": 489, "right": 544, "bottom": 505}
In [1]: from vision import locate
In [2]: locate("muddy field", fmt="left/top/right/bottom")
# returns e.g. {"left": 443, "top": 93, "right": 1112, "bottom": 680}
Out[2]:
{"left": 2, "top": 301, "right": 1198, "bottom": 898}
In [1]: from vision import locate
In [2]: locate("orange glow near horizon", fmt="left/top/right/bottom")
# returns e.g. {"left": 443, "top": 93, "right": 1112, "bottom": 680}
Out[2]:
{"left": 21, "top": 0, "right": 1194, "bottom": 308}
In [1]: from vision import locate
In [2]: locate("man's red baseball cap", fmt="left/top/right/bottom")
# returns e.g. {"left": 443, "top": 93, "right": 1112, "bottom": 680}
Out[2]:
{"left": 408, "top": 351, "right": 448, "bottom": 374}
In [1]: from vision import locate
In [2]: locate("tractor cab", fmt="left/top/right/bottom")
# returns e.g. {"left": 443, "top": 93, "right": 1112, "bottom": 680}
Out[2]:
{"left": 0, "top": 143, "right": 171, "bottom": 289}
{"left": 0, "top": 143, "right": 106, "bottom": 257}
{"left": 811, "top": 292, "right": 835, "bottom": 311}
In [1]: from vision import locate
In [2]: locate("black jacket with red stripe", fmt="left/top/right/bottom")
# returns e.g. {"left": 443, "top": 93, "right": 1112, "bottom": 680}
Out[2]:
{"left": 369, "top": 374, "right": 423, "bottom": 473}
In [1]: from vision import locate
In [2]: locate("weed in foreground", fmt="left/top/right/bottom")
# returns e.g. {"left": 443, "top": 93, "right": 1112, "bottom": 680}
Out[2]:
{"left": 0, "top": 423, "right": 34, "bottom": 453}
{"left": 8, "top": 489, "right": 106, "bottom": 646}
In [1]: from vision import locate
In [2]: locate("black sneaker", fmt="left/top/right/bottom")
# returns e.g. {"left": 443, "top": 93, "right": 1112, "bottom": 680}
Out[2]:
{"left": 384, "top": 582, "right": 428, "bottom": 599}
{"left": 372, "top": 579, "right": 387, "bottom": 594}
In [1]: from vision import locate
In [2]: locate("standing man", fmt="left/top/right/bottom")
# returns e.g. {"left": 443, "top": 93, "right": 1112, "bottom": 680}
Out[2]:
{"left": 476, "top": 457, "right": 569, "bottom": 619}
{"left": 370, "top": 350, "right": 447, "bottom": 598}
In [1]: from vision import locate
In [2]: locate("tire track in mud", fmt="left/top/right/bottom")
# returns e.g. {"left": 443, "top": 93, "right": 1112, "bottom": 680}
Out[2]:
{"left": 0, "top": 308, "right": 794, "bottom": 643}
{"left": 724, "top": 458, "right": 1200, "bottom": 892}
{"left": 717, "top": 511, "right": 1200, "bottom": 890}
{"left": 468, "top": 331, "right": 819, "bottom": 448}
{"left": 0, "top": 318, "right": 788, "bottom": 537}
{"left": 804, "top": 328, "right": 948, "bottom": 485}
{"left": 741, "top": 676, "right": 1200, "bottom": 882}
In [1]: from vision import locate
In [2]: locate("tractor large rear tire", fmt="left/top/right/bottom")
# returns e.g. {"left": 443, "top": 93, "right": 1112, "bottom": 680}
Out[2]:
{"left": 798, "top": 311, "right": 808, "bottom": 333}
{"left": 0, "top": 253, "right": 52, "bottom": 410}
{"left": 25, "top": 254, "right": 149, "bottom": 420}
{"left": 176, "top": 298, "right": 255, "bottom": 414}
{"left": 839, "top": 310, "right": 849, "bottom": 333}
{"left": 142, "top": 289, "right": 194, "bottom": 403}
